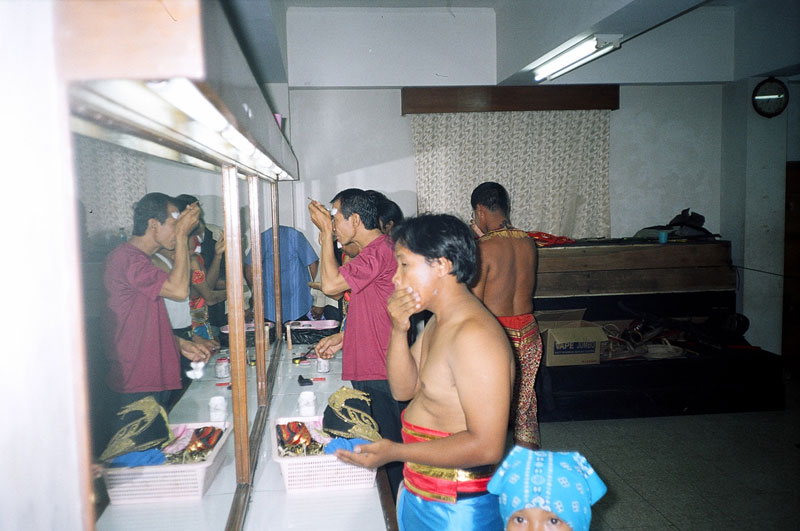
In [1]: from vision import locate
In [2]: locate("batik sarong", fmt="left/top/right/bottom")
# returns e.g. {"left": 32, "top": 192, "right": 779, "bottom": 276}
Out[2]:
{"left": 497, "top": 313, "right": 542, "bottom": 448}
{"left": 397, "top": 412, "right": 503, "bottom": 531}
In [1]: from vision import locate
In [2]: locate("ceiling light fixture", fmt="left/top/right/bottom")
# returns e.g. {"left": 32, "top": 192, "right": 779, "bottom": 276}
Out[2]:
{"left": 146, "top": 78, "right": 228, "bottom": 132}
{"left": 141, "top": 77, "right": 295, "bottom": 180}
{"left": 531, "top": 34, "right": 622, "bottom": 82}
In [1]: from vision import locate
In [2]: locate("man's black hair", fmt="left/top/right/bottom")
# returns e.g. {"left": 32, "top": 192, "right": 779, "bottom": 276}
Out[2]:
{"left": 391, "top": 213, "right": 477, "bottom": 284}
{"left": 174, "top": 194, "right": 198, "bottom": 211}
{"left": 366, "top": 190, "right": 404, "bottom": 231}
{"left": 470, "top": 181, "right": 509, "bottom": 216}
{"left": 378, "top": 197, "right": 404, "bottom": 230}
{"left": 132, "top": 192, "right": 175, "bottom": 236}
{"left": 331, "top": 188, "right": 379, "bottom": 230}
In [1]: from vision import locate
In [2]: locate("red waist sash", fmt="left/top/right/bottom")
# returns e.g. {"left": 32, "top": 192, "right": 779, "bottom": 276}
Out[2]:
{"left": 401, "top": 411, "right": 495, "bottom": 503}
{"left": 496, "top": 314, "right": 538, "bottom": 345}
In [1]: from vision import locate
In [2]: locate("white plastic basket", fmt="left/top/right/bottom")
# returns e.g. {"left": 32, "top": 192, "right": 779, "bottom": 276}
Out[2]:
{"left": 102, "top": 421, "right": 231, "bottom": 504}
{"left": 272, "top": 416, "right": 376, "bottom": 492}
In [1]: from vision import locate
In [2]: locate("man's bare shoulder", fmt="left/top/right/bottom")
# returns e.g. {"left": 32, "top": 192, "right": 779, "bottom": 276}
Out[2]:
{"left": 477, "top": 236, "right": 509, "bottom": 262}
{"left": 447, "top": 302, "right": 511, "bottom": 360}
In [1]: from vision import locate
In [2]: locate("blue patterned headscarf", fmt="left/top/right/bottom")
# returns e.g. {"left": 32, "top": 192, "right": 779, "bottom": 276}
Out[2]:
{"left": 487, "top": 447, "right": 607, "bottom": 531}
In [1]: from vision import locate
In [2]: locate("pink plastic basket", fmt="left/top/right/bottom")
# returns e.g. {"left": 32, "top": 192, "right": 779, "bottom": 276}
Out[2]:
{"left": 272, "top": 416, "right": 376, "bottom": 492}
{"left": 102, "top": 422, "right": 231, "bottom": 504}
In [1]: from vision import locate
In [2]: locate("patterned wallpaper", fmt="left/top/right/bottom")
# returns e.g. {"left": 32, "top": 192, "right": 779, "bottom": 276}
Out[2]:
{"left": 411, "top": 110, "right": 610, "bottom": 239}
{"left": 73, "top": 134, "right": 147, "bottom": 257}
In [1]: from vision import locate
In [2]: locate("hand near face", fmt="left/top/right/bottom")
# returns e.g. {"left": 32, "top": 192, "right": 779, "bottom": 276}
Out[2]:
{"left": 387, "top": 286, "right": 421, "bottom": 332}
{"left": 176, "top": 202, "right": 201, "bottom": 237}
{"left": 314, "top": 331, "right": 343, "bottom": 359}
{"left": 335, "top": 438, "right": 397, "bottom": 469}
{"left": 469, "top": 219, "right": 485, "bottom": 239}
{"left": 308, "top": 200, "right": 333, "bottom": 235}
{"left": 214, "top": 232, "right": 226, "bottom": 255}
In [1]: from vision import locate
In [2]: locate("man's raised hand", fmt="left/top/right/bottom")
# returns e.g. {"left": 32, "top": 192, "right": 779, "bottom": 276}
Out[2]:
{"left": 387, "top": 286, "right": 421, "bottom": 332}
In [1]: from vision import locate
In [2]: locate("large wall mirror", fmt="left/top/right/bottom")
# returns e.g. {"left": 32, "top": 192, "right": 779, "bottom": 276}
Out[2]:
{"left": 71, "top": 78, "right": 290, "bottom": 528}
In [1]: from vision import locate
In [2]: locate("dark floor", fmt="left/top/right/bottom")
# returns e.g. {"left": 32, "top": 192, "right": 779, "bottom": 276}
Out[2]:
{"left": 539, "top": 369, "right": 800, "bottom": 530}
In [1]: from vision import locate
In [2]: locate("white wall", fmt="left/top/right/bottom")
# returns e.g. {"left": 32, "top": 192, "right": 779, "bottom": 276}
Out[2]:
{"left": 2, "top": 2, "right": 88, "bottom": 528}
{"left": 609, "top": 84, "right": 722, "bottom": 237}
{"left": 740, "top": 77, "right": 788, "bottom": 354}
{"left": 287, "top": 88, "right": 417, "bottom": 248}
{"left": 287, "top": 7, "right": 496, "bottom": 87}
{"left": 720, "top": 80, "right": 749, "bottom": 278}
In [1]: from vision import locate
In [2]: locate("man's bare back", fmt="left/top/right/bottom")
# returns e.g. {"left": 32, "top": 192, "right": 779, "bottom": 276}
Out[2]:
{"left": 474, "top": 229, "right": 537, "bottom": 317}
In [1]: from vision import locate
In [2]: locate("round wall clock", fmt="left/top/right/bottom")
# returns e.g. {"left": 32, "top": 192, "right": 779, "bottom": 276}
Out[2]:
{"left": 752, "top": 77, "right": 789, "bottom": 118}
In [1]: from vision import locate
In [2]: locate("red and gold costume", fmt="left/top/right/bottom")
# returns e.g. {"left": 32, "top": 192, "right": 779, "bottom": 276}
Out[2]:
{"left": 401, "top": 412, "right": 495, "bottom": 503}
{"left": 497, "top": 313, "right": 542, "bottom": 448}
{"left": 478, "top": 227, "right": 543, "bottom": 448}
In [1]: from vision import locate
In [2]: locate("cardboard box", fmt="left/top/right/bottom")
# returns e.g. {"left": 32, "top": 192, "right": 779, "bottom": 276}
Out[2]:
{"left": 535, "top": 309, "right": 608, "bottom": 367}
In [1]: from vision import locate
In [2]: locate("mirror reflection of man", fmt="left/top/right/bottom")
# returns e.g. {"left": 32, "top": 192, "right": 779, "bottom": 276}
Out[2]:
{"left": 104, "top": 193, "right": 211, "bottom": 416}
{"left": 243, "top": 225, "right": 319, "bottom": 324}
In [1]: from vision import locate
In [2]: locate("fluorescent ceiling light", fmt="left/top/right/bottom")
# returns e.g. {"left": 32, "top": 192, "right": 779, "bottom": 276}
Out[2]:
{"left": 532, "top": 34, "right": 622, "bottom": 82}
{"left": 221, "top": 126, "right": 256, "bottom": 157}
{"left": 146, "top": 78, "right": 228, "bottom": 132}
{"left": 75, "top": 78, "right": 297, "bottom": 181}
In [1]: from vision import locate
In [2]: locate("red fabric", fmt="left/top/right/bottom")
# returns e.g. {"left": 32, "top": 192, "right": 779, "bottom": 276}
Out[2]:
{"left": 496, "top": 313, "right": 534, "bottom": 329}
{"left": 526, "top": 231, "right": 575, "bottom": 247}
{"left": 104, "top": 243, "right": 181, "bottom": 393}
{"left": 401, "top": 412, "right": 492, "bottom": 502}
{"left": 496, "top": 313, "right": 542, "bottom": 448}
{"left": 339, "top": 234, "right": 397, "bottom": 381}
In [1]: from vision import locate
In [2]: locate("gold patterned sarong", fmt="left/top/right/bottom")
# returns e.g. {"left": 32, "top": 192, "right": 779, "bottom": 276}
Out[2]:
{"left": 497, "top": 313, "right": 542, "bottom": 448}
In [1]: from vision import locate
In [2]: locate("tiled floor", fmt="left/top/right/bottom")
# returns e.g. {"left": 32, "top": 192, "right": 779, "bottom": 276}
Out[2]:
{"left": 538, "top": 371, "right": 800, "bottom": 530}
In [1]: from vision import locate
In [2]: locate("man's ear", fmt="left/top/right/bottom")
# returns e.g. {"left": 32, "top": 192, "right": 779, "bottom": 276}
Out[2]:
{"left": 349, "top": 212, "right": 362, "bottom": 230}
{"left": 147, "top": 218, "right": 159, "bottom": 232}
{"left": 436, "top": 257, "right": 454, "bottom": 278}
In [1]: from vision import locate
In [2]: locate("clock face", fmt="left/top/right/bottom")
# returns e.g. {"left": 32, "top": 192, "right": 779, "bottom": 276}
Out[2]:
{"left": 752, "top": 77, "right": 789, "bottom": 118}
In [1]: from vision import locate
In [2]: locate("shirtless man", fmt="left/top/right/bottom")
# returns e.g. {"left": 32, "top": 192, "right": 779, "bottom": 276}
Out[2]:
{"left": 470, "top": 181, "right": 543, "bottom": 449}
{"left": 336, "top": 214, "right": 514, "bottom": 531}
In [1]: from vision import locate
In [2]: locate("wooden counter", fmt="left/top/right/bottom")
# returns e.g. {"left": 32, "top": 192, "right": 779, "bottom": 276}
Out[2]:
{"left": 535, "top": 240, "right": 735, "bottom": 298}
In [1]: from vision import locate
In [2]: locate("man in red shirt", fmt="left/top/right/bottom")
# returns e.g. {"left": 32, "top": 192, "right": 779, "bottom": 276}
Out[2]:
{"left": 309, "top": 188, "right": 402, "bottom": 495}
{"left": 104, "top": 192, "right": 211, "bottom": 413}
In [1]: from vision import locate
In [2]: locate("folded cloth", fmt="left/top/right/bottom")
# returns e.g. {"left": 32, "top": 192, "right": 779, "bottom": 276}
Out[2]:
{"left": 323, "top": 437, "right": 370, "bottom": 454}
{"left": 162, "top": 424, "right": 194, "bottom": 454}
{"left": 487, "top": 447, "right": 607, "bottom": 531}
{"left": 276, "top": 421, "right": 323, "bottom": 456}
{"left": 167, "top": 426, "right": 226, "bottom": 464}
{"left": 108, "top": 448, "right": 166, "bottom": 468}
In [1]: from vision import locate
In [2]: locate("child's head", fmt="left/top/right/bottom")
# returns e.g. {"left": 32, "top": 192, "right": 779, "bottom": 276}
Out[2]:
{"left": 487, "top": 447, "right": 607, "bottom": 531}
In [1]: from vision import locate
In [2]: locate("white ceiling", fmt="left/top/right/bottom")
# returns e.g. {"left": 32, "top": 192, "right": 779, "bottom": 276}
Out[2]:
{"left": 225, "top": 0, "right": 796, "bottom": 86}
{"left": 283, "top": 1, "right": 505, "bottom": 7}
